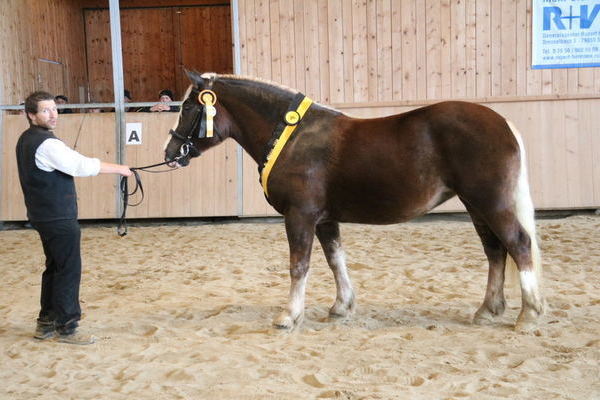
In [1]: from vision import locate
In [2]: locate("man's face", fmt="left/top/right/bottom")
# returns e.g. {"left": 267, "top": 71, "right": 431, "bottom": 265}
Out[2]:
{"left": 159, "top": 94, "right": 172, "bottom": 103}
{"left": 28, "top": 100, "right": 58, "bottom": 129}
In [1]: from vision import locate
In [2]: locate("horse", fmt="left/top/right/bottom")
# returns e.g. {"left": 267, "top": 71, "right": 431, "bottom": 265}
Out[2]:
{"left": 164, "top": 71, "right": 544, "bottom": 332}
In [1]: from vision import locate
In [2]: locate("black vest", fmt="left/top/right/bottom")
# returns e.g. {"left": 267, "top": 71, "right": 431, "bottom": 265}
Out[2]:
{"left": 16, "top": 126, "right": 78, "bottom": 222}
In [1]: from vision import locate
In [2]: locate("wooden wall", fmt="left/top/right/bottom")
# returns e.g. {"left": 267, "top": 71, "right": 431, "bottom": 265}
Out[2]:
{"left": 237, "top": 0, "right": 600, "bottom": 104}
{"left": 0, "top": 0, "right": 88, "bottom": 105}
{"left": 1, "top": 113, "right": 238, "bottom": 221}
{"left": 84, "top": 3, "right": 233, "bottom": 103}
{"left": 236, "top": 0, "right": 600, "bottom": 216}
{"left": 2, "top": 114, "right": 118, "bottom": 220}
{"left": 2, "top": 0, "right": 599, "bottom": 221}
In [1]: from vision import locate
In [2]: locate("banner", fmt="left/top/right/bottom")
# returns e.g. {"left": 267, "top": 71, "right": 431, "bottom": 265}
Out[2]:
{"left": 532, "top": 0, "right": 600, "bottom": 69}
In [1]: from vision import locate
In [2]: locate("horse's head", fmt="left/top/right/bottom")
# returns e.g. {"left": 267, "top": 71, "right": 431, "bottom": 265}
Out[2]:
{"left": 164, "top": 70, "right": 227, "bottom": 167}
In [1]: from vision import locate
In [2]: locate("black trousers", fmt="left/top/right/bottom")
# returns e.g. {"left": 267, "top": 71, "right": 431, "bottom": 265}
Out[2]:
{"left": 31, "top": 219, "right": 82, "bottom": 334}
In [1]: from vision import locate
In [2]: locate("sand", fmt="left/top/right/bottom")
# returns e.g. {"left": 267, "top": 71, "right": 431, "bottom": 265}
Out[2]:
{"left": 0, "top": 214, "right": 598, "bottom": 399}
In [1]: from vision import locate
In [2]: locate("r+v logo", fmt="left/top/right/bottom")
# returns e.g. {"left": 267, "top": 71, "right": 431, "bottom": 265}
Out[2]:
{"left": 544, "top": 4, "right": 600, "bottom": 30}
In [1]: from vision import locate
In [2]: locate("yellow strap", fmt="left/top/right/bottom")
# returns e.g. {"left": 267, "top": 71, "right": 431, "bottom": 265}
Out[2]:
{"left": 261, "top": 96, "right": 313, "bottom": 197}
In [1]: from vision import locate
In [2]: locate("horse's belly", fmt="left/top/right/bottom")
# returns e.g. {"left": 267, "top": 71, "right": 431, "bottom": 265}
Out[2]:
{"left": 329, "top": 185, "right": 454, "bottom": 224}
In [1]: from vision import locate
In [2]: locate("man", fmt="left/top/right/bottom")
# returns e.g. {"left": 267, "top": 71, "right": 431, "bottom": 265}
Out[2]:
{"left": 16, "top": 91, "right": 133, "bottom": 345}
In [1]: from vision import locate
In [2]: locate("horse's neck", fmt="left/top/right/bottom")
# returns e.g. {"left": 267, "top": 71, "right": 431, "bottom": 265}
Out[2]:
{"left": 218, "top": 81, "right": 292, "bottom": 164}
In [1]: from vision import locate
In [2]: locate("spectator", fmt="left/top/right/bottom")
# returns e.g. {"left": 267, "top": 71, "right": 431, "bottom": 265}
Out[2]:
{"left": 54, "top": 95, "right": 73, "bottom": 114}
{"left": 148, "top": 89, "right": 179, "bottom": 112}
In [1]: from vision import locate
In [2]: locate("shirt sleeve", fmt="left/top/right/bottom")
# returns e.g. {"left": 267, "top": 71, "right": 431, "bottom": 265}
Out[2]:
{"left": 35, "top": 138, "right": 102, "bottom": 177}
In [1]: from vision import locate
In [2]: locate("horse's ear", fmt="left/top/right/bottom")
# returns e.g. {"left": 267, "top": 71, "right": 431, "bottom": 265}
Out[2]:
{"left": 185, "top": 69, "right": 204, "bottom": 86}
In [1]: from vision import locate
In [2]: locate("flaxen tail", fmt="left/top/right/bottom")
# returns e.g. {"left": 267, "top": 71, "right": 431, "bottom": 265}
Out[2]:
{"left": 505, "top": 120, "right": 542, "bottom": 286}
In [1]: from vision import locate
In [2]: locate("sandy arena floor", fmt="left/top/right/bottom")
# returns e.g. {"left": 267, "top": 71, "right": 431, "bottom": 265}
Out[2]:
{"left": 0, "top": 214, "right": 598, "bottom": 399}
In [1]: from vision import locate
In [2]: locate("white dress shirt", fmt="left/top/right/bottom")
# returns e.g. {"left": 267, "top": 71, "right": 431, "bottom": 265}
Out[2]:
{"left": 35, "top": 138, "right": 101, "bottom": 177}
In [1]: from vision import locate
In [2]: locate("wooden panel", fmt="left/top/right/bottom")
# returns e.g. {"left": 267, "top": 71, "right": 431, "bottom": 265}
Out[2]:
{"left": 303, "top": 0, "right": 320, "bottom": 100}
{"left": 279, "top": 0, "right": 297, "bottom": 89}
{"left": 401, "top": 0, "right": 417, "bottom": 100}
{"left": 84, "top": 9, "right": 113, "bottom": 102}
{"left": 376, "top": 0, "right": 393, "bottom": 101}
{"left": 85, "top": 5, "right": 232, "bottom": 103}
{"left": 352, "top": 0, "right": 368, "bottom": 102}
{"left": 80, "top": 0, "right": 227, "bottom": 7}
{"left": 232, "top": 0, "right": 600, "bottom": 213}
{"left": 1, "top": 116, "right": 29, "bottom": 220}
{"left": 124, "top": 113, "right": 237, "bottom": 218}
{"left": 178, "top": 5, "right": 234, "bottom": 76}
{"left": 121, "top": 8, "right": 177, "bottom": 102}
{"left": 36, "top": 60, "right": 66, "bottom": 96}
{"left": 475, "top": 0, "right": 491, "bottom": 97}
{"left": 0, "top": 0, "right": 87, "bottom": 105}
{"left": 318, "top": 0, "right": 330, "bottom": 103}
{"left": 1, "top": 114, "right": 117, "bottom": 221}
{"left": 328, "top": 0, "right": 344, "bottom": 103}
{"left": 1, "top": 113, "right": 238, "bottom": 221}
{"left": 64, "top": 114, "right": 118, "bottom": 219}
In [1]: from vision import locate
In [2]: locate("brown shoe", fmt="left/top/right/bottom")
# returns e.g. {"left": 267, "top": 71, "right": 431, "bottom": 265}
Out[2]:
{"left": 57, "top": 331, "right": 96, "bottom": 345}
{"left": 33, "top": 321, "right": 55, "bottom": 340}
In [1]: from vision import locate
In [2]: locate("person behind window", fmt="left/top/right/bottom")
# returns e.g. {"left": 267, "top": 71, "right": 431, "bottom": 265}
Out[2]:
{"left": 54, "top": 95, "right": 73, "bottom": 114}
{"left": 149, "top": 89, "right": 179, "bottom": 112}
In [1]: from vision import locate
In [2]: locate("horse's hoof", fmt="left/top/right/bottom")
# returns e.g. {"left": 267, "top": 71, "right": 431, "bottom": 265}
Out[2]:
{"left": 329, "top": 303, "right": 354, "bottom": 319}
{"left": 473, "top": 307, "right": 499, "bottom": 325}
{"left": 273, "top": 312, "right": 302, "bottom": 330}
{"left": 515, "top": 308, "right": 542, "bottom": 332}
{"left": 473, "top": 303, "right": 505, "bottom": 325}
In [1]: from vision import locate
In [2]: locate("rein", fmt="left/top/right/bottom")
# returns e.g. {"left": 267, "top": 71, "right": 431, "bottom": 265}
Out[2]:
{"left": 117, "top": 85, "right": 219, "bottom": 236}
{"left": 117, "top": 159, "right": 180, "bottom": 237}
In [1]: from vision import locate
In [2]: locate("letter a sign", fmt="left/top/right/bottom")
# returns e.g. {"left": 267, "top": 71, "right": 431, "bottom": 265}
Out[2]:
{"left": 126, "top": 122, "right": 143, "bottom": 145}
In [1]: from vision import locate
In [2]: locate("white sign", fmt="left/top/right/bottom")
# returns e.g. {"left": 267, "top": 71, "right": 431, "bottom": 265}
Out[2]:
{"left": 532, "top": 0, "right": 600, "bottom": 69}
{"left": 126, "top": 122, "right": 142, "bottom": 145}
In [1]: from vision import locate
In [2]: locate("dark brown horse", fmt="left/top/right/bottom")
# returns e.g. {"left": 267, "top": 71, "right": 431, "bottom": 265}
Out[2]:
{"left": 164, "top": 71, "right": 544, "bottom": 331}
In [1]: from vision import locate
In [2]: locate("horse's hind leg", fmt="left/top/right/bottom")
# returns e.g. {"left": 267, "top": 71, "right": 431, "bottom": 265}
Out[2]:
{"left": 465, "top": 205, "right": 508, "bottom": 324}
{"left": 316, "top": 221, "right": 355, "bottom": 318}
{"left": 464, "top": 200, "right": 543, "bottom": 330}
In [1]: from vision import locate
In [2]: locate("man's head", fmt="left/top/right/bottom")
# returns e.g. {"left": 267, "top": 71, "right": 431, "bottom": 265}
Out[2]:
{"left": 159, "top": 89, "right": 174, "bottom": 102}
{"left": 124, "top": 90, "right": 132, "bottom": 102}
{"left": 25, "top": 91, "right": 58, "bottom": 129}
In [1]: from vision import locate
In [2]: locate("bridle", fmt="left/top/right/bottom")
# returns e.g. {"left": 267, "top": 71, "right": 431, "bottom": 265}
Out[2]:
{"left": 168, "top": 88, "right": 219, "bottom": 160}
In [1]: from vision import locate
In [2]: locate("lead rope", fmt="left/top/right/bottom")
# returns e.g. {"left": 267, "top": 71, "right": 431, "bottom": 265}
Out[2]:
{"left": 117, "top": 159, "right": 179, "bottom": 236}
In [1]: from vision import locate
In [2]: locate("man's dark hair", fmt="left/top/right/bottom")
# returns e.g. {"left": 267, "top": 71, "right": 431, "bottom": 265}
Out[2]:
{"left": 55, "top": 94, "right": 68, "bottom": 102}
{"left": 24, "top": 91, "right": 54, "bottom": 123}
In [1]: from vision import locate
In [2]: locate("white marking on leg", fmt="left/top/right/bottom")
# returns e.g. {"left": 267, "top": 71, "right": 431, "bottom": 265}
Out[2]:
{"left": 520, "top": 270, "right": 543, "bottom": 311}
{"left": 288, "top": 273, "right": 308, "bottom": 321}
{"left": 331, "top": 248, "right": 353, "bottom": 305}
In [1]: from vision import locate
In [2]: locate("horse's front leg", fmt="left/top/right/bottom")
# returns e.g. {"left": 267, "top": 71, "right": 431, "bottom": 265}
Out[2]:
{"left": 273, "top": 211, "right": 316, "bottom": 330}
{"left": 316, "top": 221, "right": 355, "bottom": 318}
